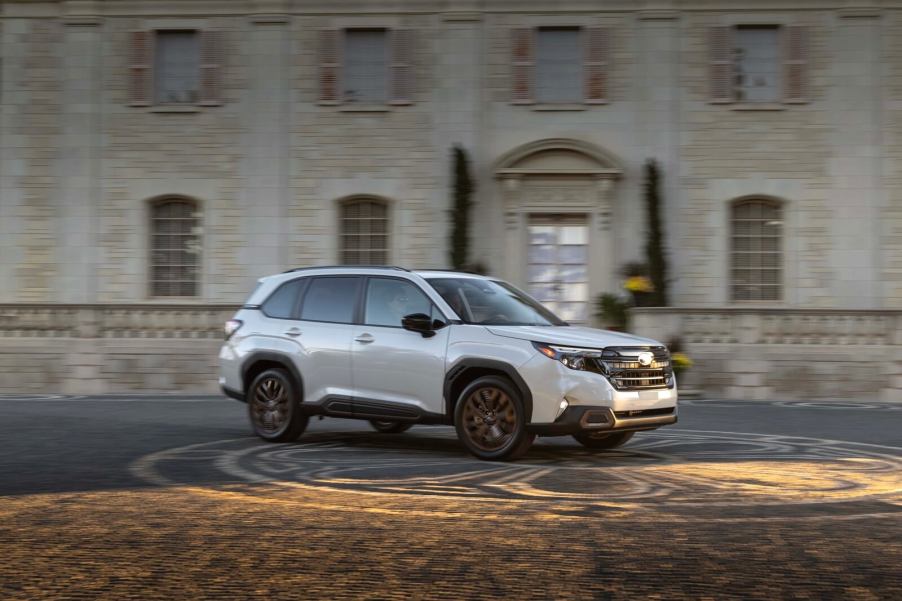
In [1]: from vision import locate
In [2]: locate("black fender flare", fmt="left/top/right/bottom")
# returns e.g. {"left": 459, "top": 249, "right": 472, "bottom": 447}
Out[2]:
{"left": 443, "top": 358, "right": 533, "bottom": 423}
{"left": 241, "top": 352, "right": 305, "bottom": 402}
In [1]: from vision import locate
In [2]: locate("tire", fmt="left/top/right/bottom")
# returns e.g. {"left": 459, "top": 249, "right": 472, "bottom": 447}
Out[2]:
{"left": 369, "top": 420, "right": 413, "bottom": 434}
{"left": 454, "top": 375, "right": 535, "bottom": 461}
{"left": 572, "top": 431, "right": 635, "bottom": 450}
{"left": 247, "top": 368, "right": 308, "bottom": 442}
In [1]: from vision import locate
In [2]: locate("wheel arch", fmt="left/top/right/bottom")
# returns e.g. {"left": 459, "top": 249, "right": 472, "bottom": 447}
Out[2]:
{"left": 443, "top": 359, "right": 533, "bottom": 423}
{"left": 241, "top": 352, "right": 305, "bottom": 403}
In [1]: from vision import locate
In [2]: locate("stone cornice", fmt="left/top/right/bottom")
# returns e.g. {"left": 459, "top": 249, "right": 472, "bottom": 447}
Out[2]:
{"left": 2, "top": 0, "right": 901, "bottom": 19}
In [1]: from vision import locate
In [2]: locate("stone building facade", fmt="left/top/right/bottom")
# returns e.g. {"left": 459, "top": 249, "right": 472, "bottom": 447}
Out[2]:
{"left": 0, "top": 0, "right": 900, "bottom": 399}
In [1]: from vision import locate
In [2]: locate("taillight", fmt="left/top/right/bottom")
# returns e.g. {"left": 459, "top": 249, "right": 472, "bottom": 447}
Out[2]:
{"left": 224, "top": 319, "right": 243, "bottom": 341}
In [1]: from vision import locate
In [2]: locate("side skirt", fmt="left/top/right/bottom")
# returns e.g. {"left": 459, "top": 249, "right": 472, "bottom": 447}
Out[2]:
{"left": 299, "top": 396, "right": 449, "bottom": 425}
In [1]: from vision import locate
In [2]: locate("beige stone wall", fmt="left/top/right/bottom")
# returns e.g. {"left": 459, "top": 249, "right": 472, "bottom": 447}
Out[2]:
{"left": 289, "top": 14, "right": 442, "bottom": 270}
{"left": 2, "top": 0, "right": 900, "bottom": 309}
{"left": 677, "top": 11, "right": 834, "bottom": 307}
{"left": 98, "top": 16, "right": 248, "bottom": 302}
{"left": 2, "top": 18, "right": 64, "bottom": 302}
{"left": 1, "top": 1, "right": 902, "bottom": 396}
{"left": 884, "top": 10, "right": 902, "bottom": 306}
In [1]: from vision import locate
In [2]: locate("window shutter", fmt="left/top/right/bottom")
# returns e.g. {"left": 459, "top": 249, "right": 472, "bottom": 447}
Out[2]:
{"left": 708, "top": 26, "right": 733, "bottom": 103}
{"left": 128, "top": 30, "right": 153, "bottom": 106}
{"left": 390, "top": 29, "right": 414, "bottom": 105}
{"left": 199, "top": 30, "right": 224, "bottom": 106}
{"left": 318, "top": 29, "right": 341, "bottom": 104}
{"left": 584, "top": 26, "right": 609, "bottom": 103}
{"left": 783, "top": 26, "right": 809, "bottom": 103}
{"left": 511, "top": 28, "right": 534, "bottom": 104}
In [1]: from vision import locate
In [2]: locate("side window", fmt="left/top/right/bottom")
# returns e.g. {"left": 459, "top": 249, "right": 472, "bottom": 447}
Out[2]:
{"left": 365, "top": 278, "right": 434, "bottom": 327}
{"left": 300, "top": 277, "right": 360, "bottom": 324}
{"left": 261, "top": 279, "right": 306, "bottom": 319}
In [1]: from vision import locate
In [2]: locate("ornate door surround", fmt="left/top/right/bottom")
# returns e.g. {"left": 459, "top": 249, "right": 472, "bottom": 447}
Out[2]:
{"left": 493, "top": 139, "right": 623, "bottom": 322}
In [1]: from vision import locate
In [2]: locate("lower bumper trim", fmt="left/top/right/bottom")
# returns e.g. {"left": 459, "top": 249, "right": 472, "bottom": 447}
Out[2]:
{"left": 528, "top": 405, "right": 677, "bottom": 436}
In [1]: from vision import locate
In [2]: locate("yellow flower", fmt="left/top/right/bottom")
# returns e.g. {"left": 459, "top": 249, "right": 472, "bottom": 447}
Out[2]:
{"left": 624, "top": 276, "right": 654, "bottom": 293}
{"left": 671, "top": 352, "right": 693, "bottom": 371}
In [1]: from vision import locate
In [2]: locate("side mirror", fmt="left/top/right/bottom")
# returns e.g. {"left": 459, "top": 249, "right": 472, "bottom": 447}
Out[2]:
{"left": 402, "top": 313, "right": 436, "bottom": 338}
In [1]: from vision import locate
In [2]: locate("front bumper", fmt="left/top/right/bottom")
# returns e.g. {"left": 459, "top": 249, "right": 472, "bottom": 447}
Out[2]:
{"left": 528, "top": 405, "right": 678, "bottom": 436}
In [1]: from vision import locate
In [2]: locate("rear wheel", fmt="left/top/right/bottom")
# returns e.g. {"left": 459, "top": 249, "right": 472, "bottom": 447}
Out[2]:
{"left": 454, "top": 376, "right": 534, "bottom": 461}
{"left": 572, "top": 431, "right": 634, "bottom": 450}
{"left": 369, "top": 420, "right": 413, "bottom": 434}
{"left": 248, "top": 368, "right": 308, "bottom": 442}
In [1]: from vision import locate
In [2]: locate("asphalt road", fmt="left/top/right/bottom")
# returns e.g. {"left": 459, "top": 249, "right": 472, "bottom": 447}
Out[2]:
{"left": 0, "top": 395, "right": 900, "bottom": 599}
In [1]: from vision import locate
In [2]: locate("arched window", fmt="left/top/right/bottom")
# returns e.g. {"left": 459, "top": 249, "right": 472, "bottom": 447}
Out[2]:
{"left": 150, "top": 197, "right": 201, "bottom": 297}
{"left": 340, "top": 198, "right": 389, "bottom": 265}
{"left": 730, "top": 198, "right": 783, "bottom": 301}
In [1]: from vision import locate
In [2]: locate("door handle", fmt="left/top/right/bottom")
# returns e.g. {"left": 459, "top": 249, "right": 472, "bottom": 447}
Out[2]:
{"left": 284, "top": 328, "right": 302, "bottom": 337}
{"left": 354, "top": 333, "right": 375, "bottom": 344}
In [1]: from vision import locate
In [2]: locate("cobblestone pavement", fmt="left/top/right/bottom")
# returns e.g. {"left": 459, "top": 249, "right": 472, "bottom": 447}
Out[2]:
{"left": 0, "top": 396, "right": 900, "bottom": 599}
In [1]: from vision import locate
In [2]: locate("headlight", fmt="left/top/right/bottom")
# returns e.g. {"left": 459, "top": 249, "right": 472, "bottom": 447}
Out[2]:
{"left": 532, "top": 342, "right": 604, "bottom": 373}
{"left": 533, "top": 342, "right": 675, "bottom": 389}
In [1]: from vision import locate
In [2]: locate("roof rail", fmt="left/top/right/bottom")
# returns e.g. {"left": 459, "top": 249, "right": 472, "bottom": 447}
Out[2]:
{"left": 282, "top": 265, "right": 410, "bottom": 274}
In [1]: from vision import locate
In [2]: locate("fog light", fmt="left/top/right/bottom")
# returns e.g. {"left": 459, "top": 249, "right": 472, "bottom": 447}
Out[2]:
{"left": 560, "top": 399, "right": 569, "bottom": 411}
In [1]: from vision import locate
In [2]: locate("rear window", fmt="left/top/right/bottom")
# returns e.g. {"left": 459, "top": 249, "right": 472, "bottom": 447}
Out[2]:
{"left": 261, "top": 279, "right": 306, "bottom": 319}
{"left": 300, "top": 277, "right": 360, "bottom": 324}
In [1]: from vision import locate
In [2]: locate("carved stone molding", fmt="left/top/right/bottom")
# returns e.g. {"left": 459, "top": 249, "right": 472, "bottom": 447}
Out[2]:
{"left": 596, "top": 177, "right": 615, "bottom": 231}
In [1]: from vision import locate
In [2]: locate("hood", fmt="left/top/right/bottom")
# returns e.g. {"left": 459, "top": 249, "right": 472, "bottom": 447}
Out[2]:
{"left": 484, "top": 325, "right": 664, "bottom": 349}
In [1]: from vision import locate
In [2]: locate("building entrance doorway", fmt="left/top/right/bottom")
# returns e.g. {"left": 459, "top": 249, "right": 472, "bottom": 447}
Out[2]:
{"left": 526, "top": 214, "right": 589, "bottom": 323}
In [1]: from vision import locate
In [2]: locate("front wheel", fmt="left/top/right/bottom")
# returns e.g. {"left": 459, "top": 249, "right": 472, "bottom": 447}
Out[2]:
{"left": 369, "top": 420, "right": 413, "bottom": 434}
{"left": 572, "top": 431, "right": 634, "bottom": 450}
{"left": 454, "top": 376, "right": 534, "bottom": 461}
{"left": 248, "top": 368, "right": 308, "bottom": 442}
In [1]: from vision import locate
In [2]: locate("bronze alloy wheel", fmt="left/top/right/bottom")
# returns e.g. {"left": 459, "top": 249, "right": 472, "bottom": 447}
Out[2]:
{"left": 462, "top": 386, "right": 518, "bottom": 452}
{"left": 454, "top": 375, "right": 534, "bottom": 461}
{"left": 247, "top": 368, "right": 308, "bottom": 443}
{"left": 251, "top": 376, "right": 289, "bottom": 434}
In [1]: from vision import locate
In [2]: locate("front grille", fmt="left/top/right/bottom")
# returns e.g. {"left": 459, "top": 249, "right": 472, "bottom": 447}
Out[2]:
{"left": 595, "top": 346, "right": 673, "bottom": 391}
{"left": 614, "top": 407, "right": 675, "bottom": 419}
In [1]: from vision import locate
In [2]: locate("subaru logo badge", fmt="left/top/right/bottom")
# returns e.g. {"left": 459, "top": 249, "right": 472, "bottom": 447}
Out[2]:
{"left": 637, "top": 352, "right": 654, "bottom": 366}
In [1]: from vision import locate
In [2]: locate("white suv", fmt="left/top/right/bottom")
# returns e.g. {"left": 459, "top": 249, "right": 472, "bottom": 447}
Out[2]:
{"left": 219, "top": 266, "right": 678, "bottom": 461}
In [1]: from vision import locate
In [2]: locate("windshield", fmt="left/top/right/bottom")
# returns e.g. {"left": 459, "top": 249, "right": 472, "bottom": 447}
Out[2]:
{"left": 425, "top": 278, "right": 567, "bottom": 326}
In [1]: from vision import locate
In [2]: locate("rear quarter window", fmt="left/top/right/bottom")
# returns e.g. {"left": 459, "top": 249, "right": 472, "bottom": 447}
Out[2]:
{"left": 261, "top": 279, "right": 307, "bottom": 319}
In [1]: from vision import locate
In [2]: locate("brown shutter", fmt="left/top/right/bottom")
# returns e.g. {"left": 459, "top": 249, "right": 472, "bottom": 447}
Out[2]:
{"left": 128, "top": 30, "right": 153, "bottom": 106}
{"left": 318, "top": 29, "right": 341, "bottom": 104}
{"left": 390, "top": 29, "right": 414, "bottom": 105}
{"left": 708, "top": 26, "right": 733, "bottom": 103}
{"left": 783, "top": 26, "right": 809, "bottom": 103}
{"left": 584, "top": 26, "right": 609, "bottom": 103}
{"left": 511, "top": 28, "right": 534, "bottom": 104}
{"left": 199, "top": 30, "right": 224, "bottom": 106}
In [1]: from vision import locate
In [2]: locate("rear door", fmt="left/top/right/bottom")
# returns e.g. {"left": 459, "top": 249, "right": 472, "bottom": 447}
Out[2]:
{"left": 350, "top": 277, "right": 450, "bottom": 417}
{"left": 295, "top": 276, "right": 362, "bottom": 405}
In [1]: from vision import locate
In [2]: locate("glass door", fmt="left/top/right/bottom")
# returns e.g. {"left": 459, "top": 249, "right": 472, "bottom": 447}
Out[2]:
{"left": 526, "top": 214, "right": 589, "bottom": 323}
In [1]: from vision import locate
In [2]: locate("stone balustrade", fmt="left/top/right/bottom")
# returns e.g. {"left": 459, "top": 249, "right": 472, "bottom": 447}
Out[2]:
{"left": 0, "top": 304, "right": 239, "bottom": 394}
{"left": 632, "top": 308, "right": 902, "bottom": 346}
{"left": 1, "top": 304, "right": 900, "bottom": 399}
{"left": 0, "top": 304, "right": 237, "bottom": 339}
{"left": 631, "top": 308, "right": 902, "bottom": 401}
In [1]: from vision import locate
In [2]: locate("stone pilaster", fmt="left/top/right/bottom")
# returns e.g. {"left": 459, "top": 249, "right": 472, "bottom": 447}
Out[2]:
{"left": 57, "top": 11, "right": 103, "bottom": 302}
{"left": 828, "top": 11, "right": 883, "bottom": 307}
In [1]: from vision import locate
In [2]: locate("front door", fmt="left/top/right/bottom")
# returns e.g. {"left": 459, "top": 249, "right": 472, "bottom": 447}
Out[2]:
{"left": 526, "top": 214, "right": 590, "bottom": 324}
{"left": 350, "top": 277, "right": 450, "bottom": 417}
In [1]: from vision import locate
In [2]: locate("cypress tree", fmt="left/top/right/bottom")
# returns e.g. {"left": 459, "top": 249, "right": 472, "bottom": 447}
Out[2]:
{"left": 449, "top": 146, "right": 474, "bottom": 270}
{"left": 644, "top": 159, "right": 669, "bottom": 306}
